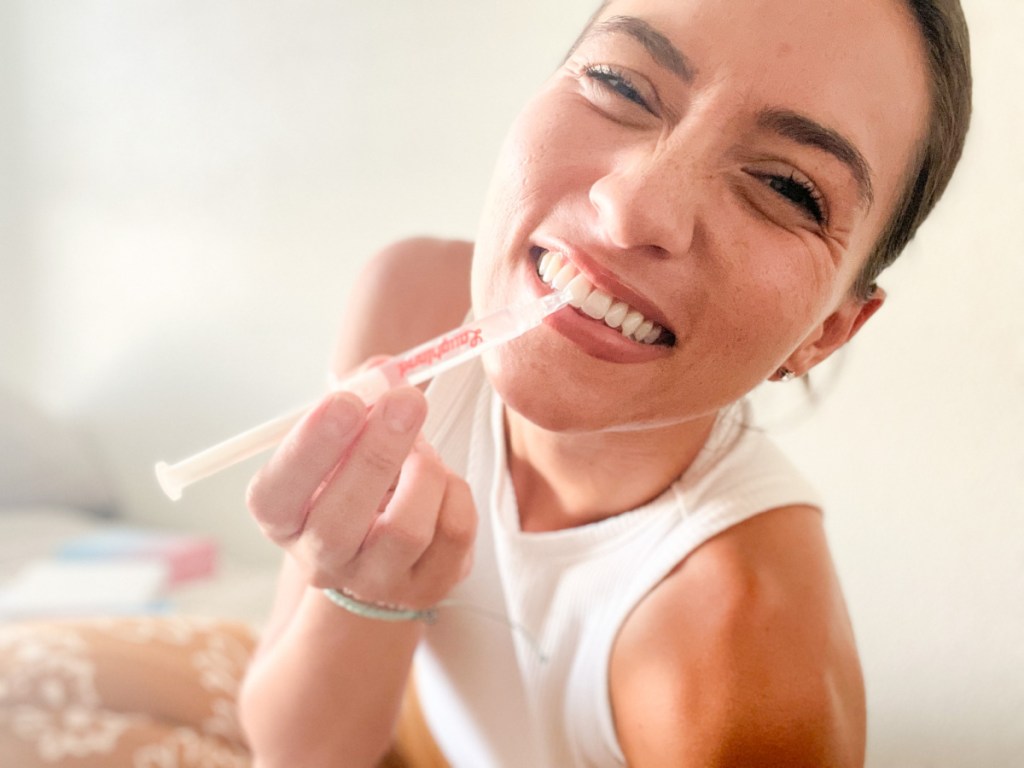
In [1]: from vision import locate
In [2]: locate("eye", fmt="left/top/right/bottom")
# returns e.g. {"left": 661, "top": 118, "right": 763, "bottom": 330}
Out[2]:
{"left": 583, "top": 64, "right": 655, "bottom": 114}
{"left": 761, "top": 171, "right": 827, "bottom": 225}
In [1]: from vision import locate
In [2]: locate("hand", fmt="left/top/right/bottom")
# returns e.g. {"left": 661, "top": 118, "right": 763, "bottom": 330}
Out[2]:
{"left": 246, "top": 385, "right": 476, "bottom": 610}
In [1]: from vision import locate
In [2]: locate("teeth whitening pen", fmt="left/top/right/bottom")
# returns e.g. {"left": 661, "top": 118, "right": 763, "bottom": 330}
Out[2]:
{"left": 156, "top": 289, "right": 570, "bottom": 500}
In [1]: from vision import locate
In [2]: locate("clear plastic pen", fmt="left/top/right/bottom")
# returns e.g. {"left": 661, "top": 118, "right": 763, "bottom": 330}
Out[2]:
{"left": 155, "top": 288, "right": 571, "bottom": 500}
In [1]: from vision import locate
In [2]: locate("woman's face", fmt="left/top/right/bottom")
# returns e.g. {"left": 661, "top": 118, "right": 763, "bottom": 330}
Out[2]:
{"left": 472, "top": 0, "right": 929, "bottom": 432}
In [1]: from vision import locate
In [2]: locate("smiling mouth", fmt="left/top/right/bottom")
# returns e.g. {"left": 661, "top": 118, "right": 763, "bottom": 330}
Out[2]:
{"left": 533, "top": 249, "right": 676, "bottom": 347}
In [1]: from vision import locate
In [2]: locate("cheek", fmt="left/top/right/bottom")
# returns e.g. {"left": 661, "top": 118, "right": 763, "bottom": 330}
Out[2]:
{"left": 488, "top": 91, "right": 608, "bottom": 209}
{"left": 476, "top": 103, "right": 562, "bottom": 240}
{"left": 473, "top": 98, "right": 600, "bottom": 310}
{"left": 692, "top": 218, "right": 836, "bottom": 360}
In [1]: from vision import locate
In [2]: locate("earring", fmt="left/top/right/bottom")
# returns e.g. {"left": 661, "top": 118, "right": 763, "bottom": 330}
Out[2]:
{"left": 776, "top": 367, "right": 796, "bottom": 382}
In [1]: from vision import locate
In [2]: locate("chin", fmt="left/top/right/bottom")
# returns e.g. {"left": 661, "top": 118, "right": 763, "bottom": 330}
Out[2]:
{"left": 482, "top": 347, "right": 592, "bottom": 431}
{"left": 481, "top": 345, "right": 667, "bottom": 435}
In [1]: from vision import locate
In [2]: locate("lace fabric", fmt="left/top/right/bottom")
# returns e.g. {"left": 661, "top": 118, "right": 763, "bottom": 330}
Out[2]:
{"left": 0, "top": 616, "right": 256, "bottom": 767}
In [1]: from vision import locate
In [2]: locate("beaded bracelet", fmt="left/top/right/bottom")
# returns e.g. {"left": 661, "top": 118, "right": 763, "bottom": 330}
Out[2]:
{"left": 322, "top": 588, "right": 439, "bottom": 624}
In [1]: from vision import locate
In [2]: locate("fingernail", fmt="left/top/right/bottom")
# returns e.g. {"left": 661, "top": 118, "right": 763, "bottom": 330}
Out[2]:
{"left": 323, "top": 396, "right": 363, "bottom": 439}
{"left": 383, "top": 394, "right": 421, "bottom": 433}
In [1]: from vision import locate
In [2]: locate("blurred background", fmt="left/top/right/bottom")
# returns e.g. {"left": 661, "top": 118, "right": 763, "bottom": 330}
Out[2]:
{"left": 0, "top": 0, "right": 1020, "bottom": 765}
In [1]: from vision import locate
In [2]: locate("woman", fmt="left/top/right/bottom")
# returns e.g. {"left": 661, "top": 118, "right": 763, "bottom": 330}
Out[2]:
{"left": 239, "top": 0, "right": 972, "bottom": 765}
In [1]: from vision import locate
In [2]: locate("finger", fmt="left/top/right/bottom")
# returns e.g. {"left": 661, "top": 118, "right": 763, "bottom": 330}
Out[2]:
{"left": 246, "top": 392, "right": 366, "bottom": 542}
{"left": 357, "top": 439, "right": 448, "bottom": 574}
{"left": 299, "top": 386, "right": 428, "bottom": 566}
{"left": 411, "top": 474, "right": 477, "bottom": 595}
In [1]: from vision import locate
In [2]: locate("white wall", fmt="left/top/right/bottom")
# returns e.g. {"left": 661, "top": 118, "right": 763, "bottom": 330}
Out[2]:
{"left": 3, "top": 0, "right": 594, "bottom": 557}
{"left": 0, "top": 0, "right": 35, "bottom": 389}
{"left": 2, "top": 1, "right": 1021, "bottom": 765}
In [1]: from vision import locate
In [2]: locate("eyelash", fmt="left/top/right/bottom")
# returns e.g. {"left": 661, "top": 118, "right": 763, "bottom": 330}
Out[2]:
{"left": 763, "top": 172, "right": 827, "bottom": 225}
{"left": 582, "top": 62, "right": 828, "bottom": 227}
{"left": 583, "top": 64, "right": 653, "bottom": 113}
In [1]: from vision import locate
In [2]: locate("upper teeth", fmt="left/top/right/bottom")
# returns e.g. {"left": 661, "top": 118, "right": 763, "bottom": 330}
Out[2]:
{"left": 539, "top": 251, "right": 664, "bottom": 345}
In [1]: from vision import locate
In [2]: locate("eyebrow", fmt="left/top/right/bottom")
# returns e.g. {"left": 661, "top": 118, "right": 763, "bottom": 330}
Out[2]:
{"left": 758, "top": 109, "right": 875, "bottom": 208}
{"left": 569, "top": 15, "right": 696, "bottom": 83}
{"left": 569, "top": 14, "right": 874, "bottom": 208}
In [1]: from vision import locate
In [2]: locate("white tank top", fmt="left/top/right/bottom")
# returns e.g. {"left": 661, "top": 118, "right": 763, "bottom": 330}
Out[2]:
{"left": 416, "top": 359, "right": 822, "bottom": 767}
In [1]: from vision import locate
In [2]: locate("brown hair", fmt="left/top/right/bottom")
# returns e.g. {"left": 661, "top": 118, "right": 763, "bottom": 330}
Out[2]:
{"left": 853, "top": 0, "right": 972, "bottom": 298}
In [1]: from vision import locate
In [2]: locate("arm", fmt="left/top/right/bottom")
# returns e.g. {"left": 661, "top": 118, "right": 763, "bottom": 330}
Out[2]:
{"left": 610, "top": 506, "right": 866, "bottom": 768}
{"left": 238, "top": 238, "right": 474, "bottom": 767}
{"left": 240, "top": 557, "right": 425, "bottom": 767}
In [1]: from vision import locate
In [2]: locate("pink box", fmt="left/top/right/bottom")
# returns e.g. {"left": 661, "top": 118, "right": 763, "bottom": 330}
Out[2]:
{"left": 57, "top": 528, "right": 219, "bottom": 586}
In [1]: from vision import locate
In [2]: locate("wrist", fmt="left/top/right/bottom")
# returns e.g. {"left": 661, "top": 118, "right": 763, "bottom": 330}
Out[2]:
{"left": 322, "top": 587, "right": 439, "bottom": 624}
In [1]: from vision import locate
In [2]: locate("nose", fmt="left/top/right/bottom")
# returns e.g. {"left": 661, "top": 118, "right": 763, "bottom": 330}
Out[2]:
{"left": 588, "top": 148, "right": 699, "bottom": 257}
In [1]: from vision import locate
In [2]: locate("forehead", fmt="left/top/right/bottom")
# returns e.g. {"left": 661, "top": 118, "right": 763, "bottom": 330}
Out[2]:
{"left": 591, "top": 0, "right": 931, "bottom": 217}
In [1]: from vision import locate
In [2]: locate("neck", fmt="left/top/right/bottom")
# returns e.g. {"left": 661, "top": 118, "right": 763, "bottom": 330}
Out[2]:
{"left": 505, "top": 409, "right": 719, "bottom": 533}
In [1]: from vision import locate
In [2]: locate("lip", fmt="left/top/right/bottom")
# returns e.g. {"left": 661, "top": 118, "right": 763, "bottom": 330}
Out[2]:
{"left": 525, "top": 243, "right": 675, "bottom": 363}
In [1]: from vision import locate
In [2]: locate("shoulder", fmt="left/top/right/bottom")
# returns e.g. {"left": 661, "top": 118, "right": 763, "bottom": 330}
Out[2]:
{"left": 331, "top": 237, "right": 474, "bottom": 375}
{"left": 610, "top": 505, "right": 865, "bottom": 767}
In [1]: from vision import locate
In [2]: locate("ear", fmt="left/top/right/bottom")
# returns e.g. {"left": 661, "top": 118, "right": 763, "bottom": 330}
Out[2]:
{"left": 784, "top": 286, "right": 886, "bottom": 376}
